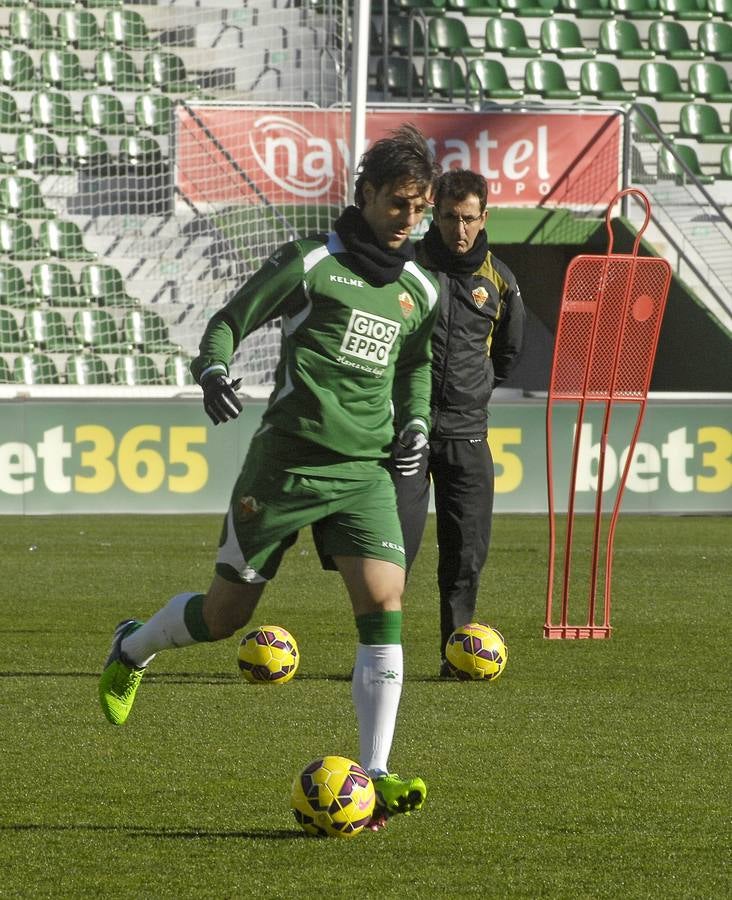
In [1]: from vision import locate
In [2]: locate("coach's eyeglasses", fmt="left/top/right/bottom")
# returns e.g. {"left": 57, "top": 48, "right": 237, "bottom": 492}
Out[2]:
{"left": 439, "top": 213, "right": 484, "bottom": 227}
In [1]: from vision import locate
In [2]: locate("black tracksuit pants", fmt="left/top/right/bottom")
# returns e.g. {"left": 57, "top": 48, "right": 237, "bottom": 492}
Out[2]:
{"left": 392, "top": 436, "right": 495, "bottom": 660}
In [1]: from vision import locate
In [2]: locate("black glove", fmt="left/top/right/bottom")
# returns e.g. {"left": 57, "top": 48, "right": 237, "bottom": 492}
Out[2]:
{"left": 392, "top": 428, "right": 429, "bottom": 477}
{"left": 201, "top": 374, "right": 243, "bottom": 425}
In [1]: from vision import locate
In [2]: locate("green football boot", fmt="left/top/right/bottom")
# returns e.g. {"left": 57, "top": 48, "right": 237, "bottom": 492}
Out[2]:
{"left": 99, "top": 619, "right": 147, "bottom": 726}
{"left": 372, "top": 773, "right": 427, "bottom": 816}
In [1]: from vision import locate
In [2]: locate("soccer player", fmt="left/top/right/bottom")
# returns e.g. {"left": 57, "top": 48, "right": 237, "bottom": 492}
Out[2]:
{"left": 391, "top": 169, "right": 525, "bottom": 676}
{"left": 99, "top": 125, "right": 441, "bottom": 830}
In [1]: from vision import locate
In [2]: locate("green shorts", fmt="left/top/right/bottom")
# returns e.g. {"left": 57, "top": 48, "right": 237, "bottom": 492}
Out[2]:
{"left": 216, "top": 459, "right": 406, "bottom": 584}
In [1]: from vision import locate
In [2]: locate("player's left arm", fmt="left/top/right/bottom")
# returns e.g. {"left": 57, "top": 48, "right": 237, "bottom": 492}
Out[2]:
{"left": 492, "top": 276, "right": 526, "bottom": 386}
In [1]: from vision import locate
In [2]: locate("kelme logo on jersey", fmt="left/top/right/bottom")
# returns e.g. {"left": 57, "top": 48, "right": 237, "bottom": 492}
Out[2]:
{"left": 340, "top": 309, "right": 400, "bottom": 366}
{"left": 398, "top": 292, "right": 415, "bottom": 317}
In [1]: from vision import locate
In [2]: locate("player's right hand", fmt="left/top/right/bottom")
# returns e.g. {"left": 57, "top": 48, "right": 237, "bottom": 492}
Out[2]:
{"left": 201, "top": 374, "right": 243, "bottom": 425}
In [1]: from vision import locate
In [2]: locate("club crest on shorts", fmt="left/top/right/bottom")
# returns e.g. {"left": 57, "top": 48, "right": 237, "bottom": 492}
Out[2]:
{"left": 472, "top": 286, "right": 489, "bottom": 308}
{"left": 238, "top": 496, "right": 260, "bottom": 520}
{"left": 398, "top": 292, "right": 415, "bottom": 317}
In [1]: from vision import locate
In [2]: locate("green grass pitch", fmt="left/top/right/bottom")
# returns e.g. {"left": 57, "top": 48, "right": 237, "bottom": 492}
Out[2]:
{"left": 1, "top": 514, "right": 729, "bottom": 899}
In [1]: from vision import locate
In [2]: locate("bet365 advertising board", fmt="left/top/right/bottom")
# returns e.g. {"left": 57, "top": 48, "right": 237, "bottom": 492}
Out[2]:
{"left": 0, "top": 397, "right": 729, "bottom": 515}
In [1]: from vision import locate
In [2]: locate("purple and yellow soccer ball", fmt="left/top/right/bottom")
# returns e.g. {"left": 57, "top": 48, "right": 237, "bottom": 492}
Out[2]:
{"left": 237, "top": 625, "right": 299, "bottom": 684}
{"left": 291, "top": 756, "right": 376, "bottom": 838}
{"left": 445, "top": 622, "right": 508, "bottom": 681}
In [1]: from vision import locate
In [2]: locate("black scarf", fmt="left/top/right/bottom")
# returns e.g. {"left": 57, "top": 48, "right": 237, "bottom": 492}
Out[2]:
{"left": 334, "top": 205, "right": 416, "bottom": 287}
{"left": 422, "top": 219, "right": 488, "bottom": 276}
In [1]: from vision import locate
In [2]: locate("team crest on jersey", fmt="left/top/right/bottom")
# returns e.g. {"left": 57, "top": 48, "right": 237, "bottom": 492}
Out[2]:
{"left": 238, "top": 496, "right": 260, "bottom": 520}
{"left": 472, "top": 286, "right": 489, "bottom": 308}
{"left": 398, "top": 292, "right": 415, "bottom": 317}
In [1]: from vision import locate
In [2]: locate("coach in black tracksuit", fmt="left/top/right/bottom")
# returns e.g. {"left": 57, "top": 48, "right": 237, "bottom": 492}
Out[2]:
{"left": 392, "top": 169, "right": 525, "bottom": 675}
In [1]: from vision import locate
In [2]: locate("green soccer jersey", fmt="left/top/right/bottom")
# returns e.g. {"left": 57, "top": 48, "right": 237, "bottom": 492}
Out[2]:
{"left": 191, "top": 232, "right": 439, "bottom": 477}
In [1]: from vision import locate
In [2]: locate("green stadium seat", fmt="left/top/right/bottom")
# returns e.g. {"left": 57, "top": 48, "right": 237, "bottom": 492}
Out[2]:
{"left": 164, "top": 353, "right": 194, "bottom": 387}
{"left": 677, "top": 103, "right": 732, "bottom": 142}
{"left": 0, "top": 217, "right": 46, "bottom": 260}
{"left": 40, "top": 48, "right": 95, "bottom": 90}
{"left": 629, "top": 102, "right": 664, "bottom": 141}
{"left": 115, "top": 353, "right": 160, "bottom": 386}
{"left": 67, "top": 132, "right": 114, "bottom": 173}
{"left": 376, "top": 57, "right": 423, "bottom": 98}
{"left": 117, "top": 135, "right": 165, "bottom": 174}
{"left": 659, "top": 0, "right": 712, "bottom": 19}
{"left": 558, "top": 0, "right": 613, "bottom": 16}
{"left": 104, "top": 9, "right": 159, "bottom": 50}
{"left": 468, "top": 58, "right": 524, "bottom": 99}
{"left": 65, "top": 352, "right": 111, "bottom": 384}
{"left": 30, "top": 90, "right": 78, "bottom": 134}
{"left": 0, "top": 91, "right": 30, "bottom": 134}
{"left": 134, "top": 93, "right": 174, "bottom": 136}
{"left": 428, "top": 17, "right": 483, "bottom": 57}
{"left": 94, "top": 49, "right": 145, "bottom": 91}
{"left": 658, "top": 142, "right": 714, "bottom": 183}
{"left": 0, "top": 356, "right": 12, "bottom": 383}
{"left": 386, "top": 0, "right": 447, "bottom": 12}
{"left": 9, "top": 8, "right": 64, "bottom": 49}
{"left": 485, "top": 18, "right": 540, "bottom": 58}
{"left": 638, "top": 61, "right": 695, "bottom": 101}
{"left": 30, "top": 262, "right": 85, "bottom": 306}
{"left": 424, "top": 57, "right": 469, "bottom": 100}
{"left": 648, "top": 21, "right": 704, "bottom": 60}
{"left": 698, "top": 21, "right": 732, "bottom": 60}
{"left": 38, "top": 219, "right": 96, "bottom": 261}
{"left": 16, "top": 131, "right": 74, "bottom": 175}
{"left": 0, "top": 48, "right": 44, "bottom": 90}
{"left": 81, "top": 92, "right": 135, "bottom": 135}
{"left": 35, "top": 0, "right": 77, "bottom": 9}
{"left": 24, "top": 307, "right": 76, "bottom": 350}
{"left": 57, "top": 10, "right": 109, "bottom": 51}
{"left": 0, "top": 262, "right": 33, "bottom": 308}
{"left": 14, "top": 352, "right": 60, "bottom": 385}
{"left": 72, "top": 307, "right": 121, "bottom": 351}
{"left": 79, "top": 263, "right": 138, "bottom": 307}
{"left": 0, "top": 308, "right": 29, "bottom": 352}
{"left": 688, "top": 61, "right": 732, "bottom": 101}
{"left": 122, "top": 308, "right": 178, "bottom": 353}
{"left": 84, "top": 0, "right": 124, "bottom": 8}
{"left": 0, "top": 175, "right": 56, "bottom": 219}
{"left": 445, "top": 0, "right": 501, "bottom": 14}
{"left": 143, "top": 51, "right": 199, "bottom": 94}
{"left": 598, "top": 19, "right": 655, "bottom": 60}
{"left": 387, "top": 17, "right": 426, "bottom": 55}
{"left": 499, "top": 0, "right": 556, "bottom": 15}
{"left": 719, "top": 144, "right": 732, "bottom": 178}
{"left": 580, "top": 60, "right": 636, "bottom": 100}
{"left": 609, "top": 0, "right": 664, "bottom": 17}
{"left": 524, "top": 59, "right": 581, "bottom": 99}
{"left": 540, "top": 18, "right": 596, "bottom": 59}
{"left": 705, "top": 0, "right": 732, "bottom": 18}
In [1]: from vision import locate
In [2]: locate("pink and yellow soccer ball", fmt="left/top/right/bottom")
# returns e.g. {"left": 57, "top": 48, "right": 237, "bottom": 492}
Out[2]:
{"left": 291, "top": 756, "right": 376, "bottom": 838}
{"left": 237, "top": 625, "right": 299, "bottom": 684}
{"left": 445, "top": 622, "right": 508, "bottom": 681}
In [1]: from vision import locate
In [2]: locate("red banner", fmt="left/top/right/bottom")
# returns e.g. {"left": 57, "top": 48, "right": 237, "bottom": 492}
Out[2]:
{"left": 176, "top": 107, "right": 622, "bottom": 209}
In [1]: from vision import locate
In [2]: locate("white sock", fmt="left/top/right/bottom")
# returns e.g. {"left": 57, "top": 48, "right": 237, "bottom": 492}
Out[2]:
{"left": 121, "top": 592, "right": 200, "bottom": 667}
{"left": 351, "top": 643, "right": 404, "bottom": 776}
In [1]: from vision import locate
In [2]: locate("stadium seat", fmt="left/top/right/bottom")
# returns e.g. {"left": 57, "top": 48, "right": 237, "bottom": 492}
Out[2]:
{"left": 81, "top": 92, "right": 135, "bottom": 135}
{"left": 658, "top": 142, "right": 714, "bottom": 183}
{"left": 580, "top": 60, "right": 636, "bottom": 100}
{"left": 387, "top": 17, "right": 426, "bottom": 55}
{"left": 629, "top": 102, "right": 664, "bottom": 141}
{"left": 14, "top": 352, "right": 60, "bottom": 385}
{"left": 0, "top": 356, "right": 12, "bottom": 383}
{"left": 445, "top": 0, "right": 501, "bottom": 14}
{"left": 425, "top": 57, "right": 469, "bottom": 100}
{"left": 67, "top": 132, "right": 115, "bottom": 174}
{"left": 84, "top": 0, "right": 125, "bottom": 8}
{"left": 0, "top": 175, "right": 56, "bottom": 219}
{"left": 387, "top": 0, "right": 447, "bottom": 12}
{"left": 122, "top": 308, "right": 178, "bottom": 353}
{"left": 40, "top": 48, "right": 95, "bottom": 90}
{"left": 34, "top": 0, "right": 77, "bottom": 9}
{"left": 134, "top": 93, "right": 174, "bottom": 136}
{"left": 376, "top": 57, "right": 423, "bottom": 98}
{"left": 659, "top": 0, "right": 713, "bottom": 18}
{"left": 0, "top": 262, "right": 33, "bottom": 308}
{"left": 499, "top": 0, "right": 555, "bottom": 15}
{"left": 16, "top": 131, "right": 74, "bottom": 175}
{"left": 104, "top": 9, "right": 159, "bottom": 50}
{"left": 705, "top": 0, "right": 732, "bottom": 18}
{"left": 30, "top": 90, "right": 78, "bottom": 134}
{"left": 598, "top": 19, "right": 655, "bottom": 60}
{"left": 677, "top": 103, "right": 732, "bottom": 142}
{"left": 719, "top": 144, "right": 732, "bottom": 178}
{"left": 540, "top": 18, "right": 596, "bottom": 59}
{"left": 9, "top": 8, "right": 64, "bottom": 49}
{"left": 38, "top": 219, "right": 96, "bottom": 261}
{"left": 57, "top": 10, "right": 108, "bottom": 51}
{"left": 468, "top": 59, "right": 524, "bottom": 99}
{"left": 164, "top": 353, "right": 194, "bottom": 387}
{"left": 30, "top": 262, "right": 85, "bottom": 306}
{"left": 72, "top": 307, "right": 121, "bottom": 351}
{"left": 0, "top": 217, "right": 46, "bottom": 260}
{"left": 648, "top": 21, "right": 704, "bottom": 60}
{"left": 524, "top": 59, "right": 580, "bottom": 99}
{"left": 143, "top": 51, "right": 199, "bottom": 94}
{"left": 114, "top": 353, "right": 160, "bottom": 386}
{"left": 0, "top": 308, "right": 29, "bottom": 352}
{"left": 698, "top": 21, "right": 732, "bottom": 60}
{"left": 428, "top": 17, "right": 483, "bottom": 57}
{"left": 0, "top": 91, "right": 30, "bottom": 134}
{"left": 0, "top": 48, "right": 44, "bottom": 90}
{"left": 95, "top": 49, "right": 145, "bottom": 91}
{"left": 637, "top": 61, "right": 694, "bottom": 101}
{"left": 65, "top": 352, "right": 111, "bottom": 385}
{"left": 609, "top": 0, "right": 663, "bottom": 17}
{"left": 485, "top": 18, "right": 540, "bottom": 58}
{"left": 688, "top": 61, "right": 732, "bottom": 101}
{"left": 24, "top": 307, "right": 76, "bottom": 350}
{"left": 558, "top": 0, "right": 614, "bottom": 16}
{"left": 117, "top": 135, "right": 165, "bottom": 174}
{"left": 79, "top": 263, "right": 136, "bottom": 307}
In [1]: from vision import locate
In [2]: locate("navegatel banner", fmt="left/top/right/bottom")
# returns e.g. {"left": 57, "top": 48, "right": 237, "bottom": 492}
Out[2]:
{"left": 176, "top": 107, "right": 622, "bottom": 208}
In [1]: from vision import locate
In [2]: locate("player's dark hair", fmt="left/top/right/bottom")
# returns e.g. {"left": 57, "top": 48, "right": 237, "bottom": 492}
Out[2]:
{"left": 434, "top": 169, "right": 488, "bottom": 213}
{"left": 354, "top": 124, "right": 440, "bottom": 208}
